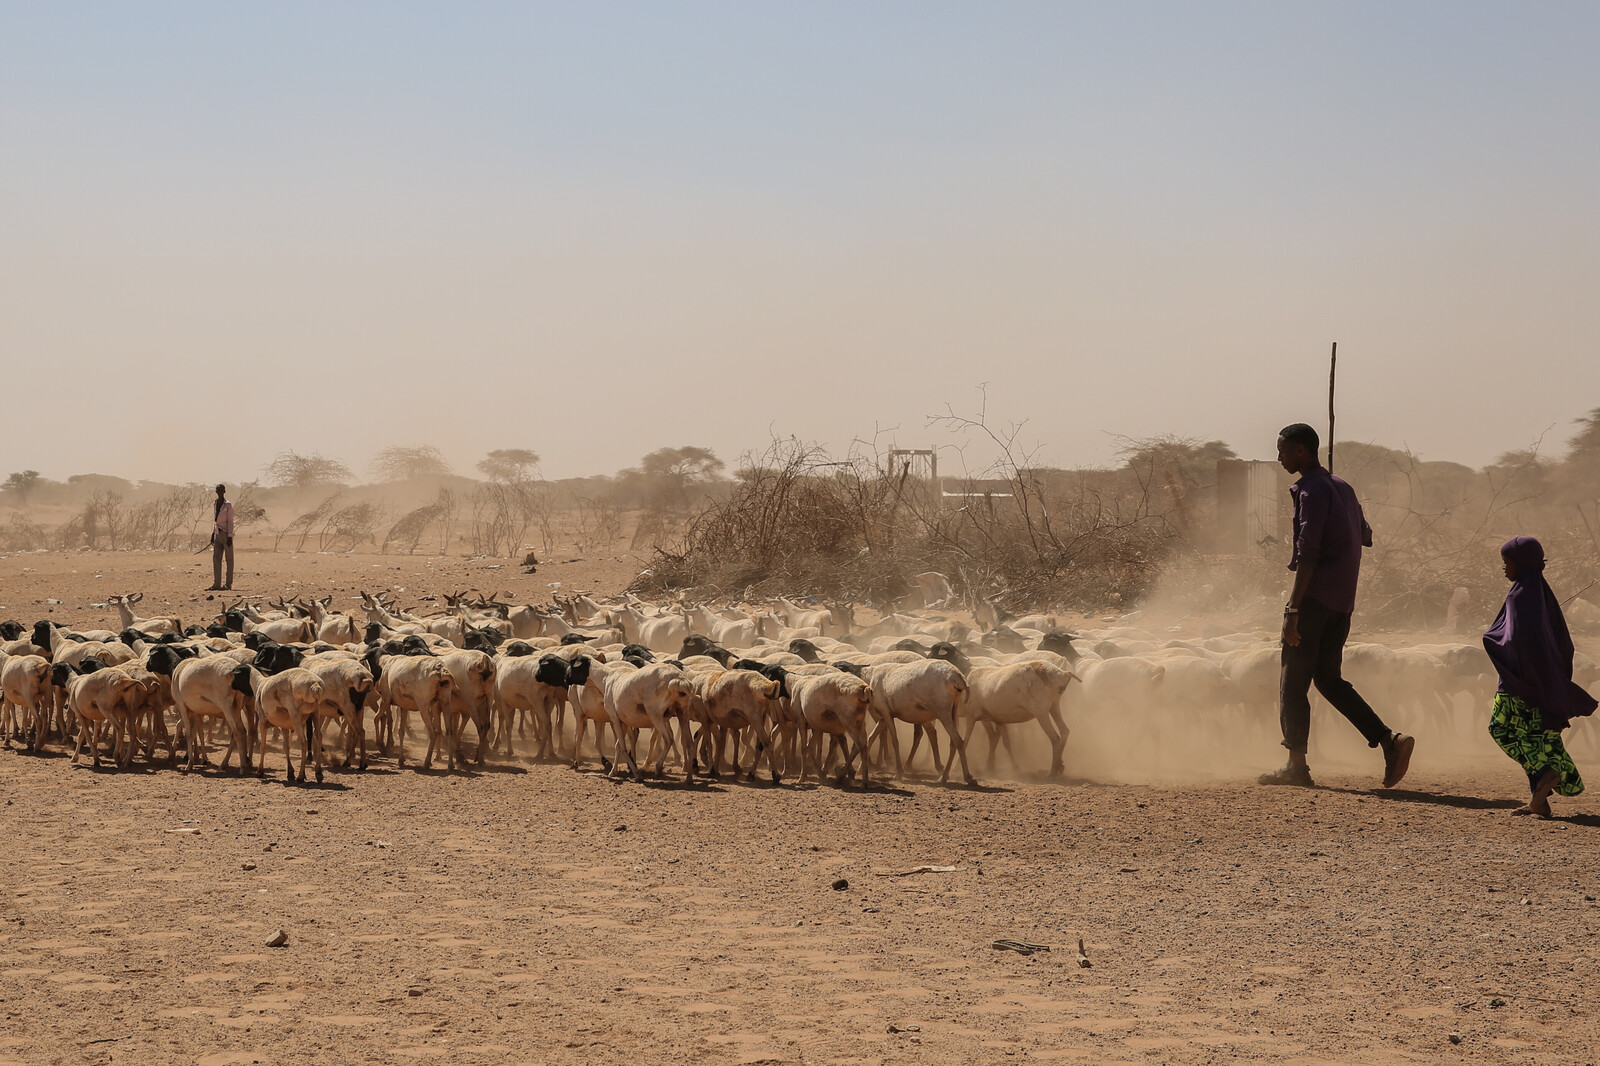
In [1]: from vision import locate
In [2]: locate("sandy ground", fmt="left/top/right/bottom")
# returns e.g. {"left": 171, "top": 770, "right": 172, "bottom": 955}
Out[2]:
{"left": 3, "top": 547, "right": 1599, "bottom": 1064}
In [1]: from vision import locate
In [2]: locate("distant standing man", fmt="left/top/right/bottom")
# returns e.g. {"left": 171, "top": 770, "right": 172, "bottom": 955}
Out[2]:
{"left": 209, "top": 484, "right": 234, "bottom": 591}
{"left": 1259, "top": 423, "right": 1415, "bottom": 788}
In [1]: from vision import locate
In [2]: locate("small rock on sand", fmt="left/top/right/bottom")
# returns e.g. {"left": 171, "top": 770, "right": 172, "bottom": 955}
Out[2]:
{"left": 266, "top": 929, "right": 288, "bottom": 948}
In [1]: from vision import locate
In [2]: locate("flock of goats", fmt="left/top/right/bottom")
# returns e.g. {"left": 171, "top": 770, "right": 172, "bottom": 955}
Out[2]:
{"left": 1, "top": 574, "right": 1586, "bottom": 787}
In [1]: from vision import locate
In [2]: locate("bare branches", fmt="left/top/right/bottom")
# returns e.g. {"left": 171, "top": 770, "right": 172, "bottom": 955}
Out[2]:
{"left": 370, "top": 445, "right": 451, "bottom": 483}
{"left": 263, "top": 451, "right": 352, "bottom": 490}
{"left": 633, "top": 422, "right": 1183, "bottom": 612}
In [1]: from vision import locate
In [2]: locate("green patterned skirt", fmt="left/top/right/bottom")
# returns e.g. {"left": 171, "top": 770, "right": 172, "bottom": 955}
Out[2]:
{"left": 1488, "top": 693, "right": 1584, "bottom": 797}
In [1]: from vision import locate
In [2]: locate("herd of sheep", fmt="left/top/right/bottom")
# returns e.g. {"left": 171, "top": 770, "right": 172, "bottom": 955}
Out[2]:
{"left": 2, "top": 582, "right": 1592, "bottom": 787}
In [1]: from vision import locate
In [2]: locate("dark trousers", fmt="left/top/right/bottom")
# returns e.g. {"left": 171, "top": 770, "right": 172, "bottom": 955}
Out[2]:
{"left": 212, "top": 535, "right": 234, "bottom": 589}
{"left": 1279, "top": 598, "right": 1391, "bottom": 754}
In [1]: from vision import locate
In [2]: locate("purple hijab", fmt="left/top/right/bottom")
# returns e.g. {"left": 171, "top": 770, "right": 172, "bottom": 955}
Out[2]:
{"left": 1483, "top": 536, "right": 1599, "bottom": 731}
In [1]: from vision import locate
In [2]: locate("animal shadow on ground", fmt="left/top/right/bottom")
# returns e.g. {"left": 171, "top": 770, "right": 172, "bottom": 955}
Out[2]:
{"left": 735, "top": 779, "right": 915, "bottom": 797}
{"left": 712, "top": 774, "right": 787, "bottom": 791}
{"left": 916, "top": 779, "right": 1014, "bottom": 795}
{"left": 1324, "top": 785, "right": 1523, "bottom": 812}
{"left": 452, "top": 763, "right": 531, "bottom": 777}
{"left": 634, "top": 777, "right": 729, "bottom": 794}
{"left": 78, "top": 760, "right": 170, "bottom": 777}
{"left": 840, "top": 782, "right": 916, "bottom": 798}
{"left": 3, "top": 746, "right": 70, "bottom": 760}
{"left": 249, "top": 775, "right": 352, "bottom": 792}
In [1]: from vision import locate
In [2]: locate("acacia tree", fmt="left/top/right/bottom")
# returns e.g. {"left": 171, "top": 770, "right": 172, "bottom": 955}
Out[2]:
{"left": 477, "top": 448, "right": 540, "bottom": 483}
{"left": 1569, "top": 408, "right": 1600, "bottom": 459}
{"left": 1564, "top": 408, "right": 1600, "bottom": 495}
{"left": 2, "top": 470, "right": 42, "bottom": 506}
{"left": 371, "top": 445, "right": 451, "bottom": 482}
{"left": 619, "top": 446, "right": 725, "bottom": 513}
{"left": 263, "top": 451, "right": 353, "bottom": 489}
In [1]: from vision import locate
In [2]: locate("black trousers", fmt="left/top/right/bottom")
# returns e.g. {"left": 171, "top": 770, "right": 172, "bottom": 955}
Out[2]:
{"left": 1279, "top": 598, "right": 1391, "bottom": 754}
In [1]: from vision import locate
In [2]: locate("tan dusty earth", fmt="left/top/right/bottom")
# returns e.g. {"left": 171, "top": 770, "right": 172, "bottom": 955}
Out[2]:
{"left": 2, "top": 545, "right": 1599, "bottom": 1065}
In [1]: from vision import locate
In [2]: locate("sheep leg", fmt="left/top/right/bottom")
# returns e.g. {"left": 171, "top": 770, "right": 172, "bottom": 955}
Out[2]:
{"left": 548, "top": 698, "right": 568, "bottom": 759}
{"left": 497, "top": 703, "right": 516, "bottom": 757}
{"left": 1046, "top": 704, "right": 1070, "bottom": 742}
{"left": 117, "top": 717, "right": 135, "bottom": 769}
{"left": 540, "top": 700, "right": 558, "bottom": 760}
{"left": 308, "top": 718, "right": 323, "bottom": 783}
{"left": 1030, "top": 713, "right": 1066, "bottom": 777}
{"left": 801, "top": 730, "right": 820, "bottom": 784}
{"left": 609, "top": 716, "right": 643, "bottom": 782}
{"left": 918, "top": 724, "right": 941, "bottom": 776}
{"left": 821, "top": 734, "right": 841, "bottom": 776}
{"left": 531, "top": 701, "right": 547, "bottom": 757}
{"left": 939, "top": 714, "right": 976, "bottom": 786}
{"left": 678, "top": 711, "right": 697, "bottom": 781}
{"left": 570, "top": 718, "right": 588, "bottom": 770}
{"left": 706, "top": 725, "right": 725, "bottom": 779}
{"left": 648, "top": 721, "right": 671, "bottom": 777}
{"left": 753, "top": 720, "right": 779, "bottom": 784}
{"left": 443, "top": 710, "right": 460, "bottom": 772}
{"left": 420, "top": 709, "right": 439, "bottom": 770}
{"left": 903, "top": 722, "right": 930, "bottom": 775}
{"left": 988, "top": 722, "right": 1022, "bottom": 772}
{"left": 847, "top": 726, "right": 869, "bottom": 787}
{"left": 867, "top": 710, "right": 904, "bottom": 779}
{"left": 798, "top": 729, "right": 815, "bottom": 784}
{"left": 980, "top": 721, "right": 1003, "bottom": 772}
{"left": 866, "top": 716, "right": 890, "bottom": 767}
{"left": 179, "top": 710, "right": 196, "bottom": 771}
{"left": 155, "top": 708, "right": 176, "bottom": 765}
{"left": 831, "top": 734, "right": 855, "bottom": 786}
{"left": 351, "top": 708, "right": 368, "bottom": 770}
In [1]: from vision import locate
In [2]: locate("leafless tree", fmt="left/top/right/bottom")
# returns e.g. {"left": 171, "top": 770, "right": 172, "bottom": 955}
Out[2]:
{"left": 263, "top": 451, "right": 353, "bottom": 490}
{"left": 371, "top": 445, "right": 451, "bottom": 482}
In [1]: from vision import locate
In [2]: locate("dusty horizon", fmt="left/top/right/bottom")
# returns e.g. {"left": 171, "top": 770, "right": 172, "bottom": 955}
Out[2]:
{"left": 1, "top": 406, "right": 1592, "bottom": 491}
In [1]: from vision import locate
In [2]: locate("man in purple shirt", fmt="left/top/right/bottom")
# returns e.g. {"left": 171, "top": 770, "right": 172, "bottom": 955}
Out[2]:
{"left": 1259, "top": 423, "right": 1415, "bottom": 788}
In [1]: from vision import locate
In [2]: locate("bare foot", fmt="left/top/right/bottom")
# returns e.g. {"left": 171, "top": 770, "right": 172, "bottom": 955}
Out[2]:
{"left": 1513, "top": 769, "right": 1560, "bottom": 817}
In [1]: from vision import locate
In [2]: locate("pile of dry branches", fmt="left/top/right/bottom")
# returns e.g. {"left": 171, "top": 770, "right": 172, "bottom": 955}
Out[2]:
{"left": 634, "top": 428, "right": 1184, "bottom": 612}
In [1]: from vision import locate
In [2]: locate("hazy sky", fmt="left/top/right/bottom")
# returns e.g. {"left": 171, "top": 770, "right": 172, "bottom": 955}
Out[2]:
{"left": 3, "top": 2, "right": 1597, "bottom": 484}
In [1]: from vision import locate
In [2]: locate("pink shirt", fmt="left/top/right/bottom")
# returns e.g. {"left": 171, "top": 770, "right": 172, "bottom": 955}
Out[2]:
{"left": 215, "top": 501, "right": 235, "bottom": 537}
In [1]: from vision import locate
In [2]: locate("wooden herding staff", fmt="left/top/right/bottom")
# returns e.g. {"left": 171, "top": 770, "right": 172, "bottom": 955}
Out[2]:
{"left": 1327, "top": 341, "right": 1338, "bottom": 473}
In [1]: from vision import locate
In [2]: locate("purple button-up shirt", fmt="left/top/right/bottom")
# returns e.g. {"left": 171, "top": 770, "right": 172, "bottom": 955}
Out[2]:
{"left": 1288, "top": 467, "right": 1372, "bottom": 615}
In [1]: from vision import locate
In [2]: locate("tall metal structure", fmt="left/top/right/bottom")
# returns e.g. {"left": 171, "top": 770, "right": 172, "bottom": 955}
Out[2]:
{"left": 885, "top": 449, "right": 937, "bottom": 482}
{"left": 1215, "top": 459, "right": 1292, "bottom": 553}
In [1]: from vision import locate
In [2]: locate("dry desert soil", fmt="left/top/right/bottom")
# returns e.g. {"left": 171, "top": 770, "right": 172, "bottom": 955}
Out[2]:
{"left": 2, "top": 546, "right": 1598, "bottom": 1065}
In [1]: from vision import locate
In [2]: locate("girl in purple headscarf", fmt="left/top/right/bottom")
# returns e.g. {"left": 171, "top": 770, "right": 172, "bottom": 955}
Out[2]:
{"left": 1484, "top": 536, "right": 1599, "bottom": 817}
